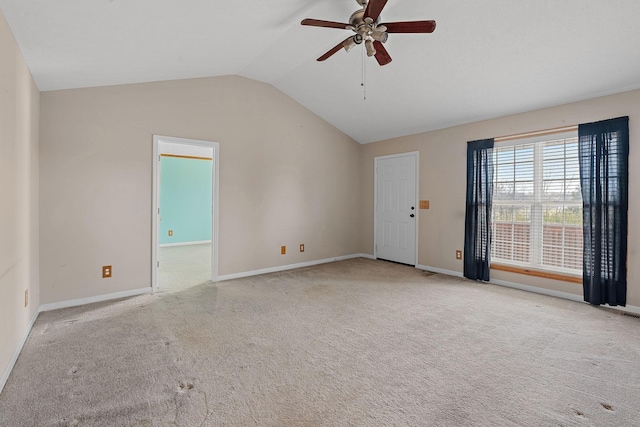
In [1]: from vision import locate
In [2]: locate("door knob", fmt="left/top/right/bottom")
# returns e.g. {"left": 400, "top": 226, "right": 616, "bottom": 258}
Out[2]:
{"left": 410, "top": 214, "right": 415, "bottom": 218}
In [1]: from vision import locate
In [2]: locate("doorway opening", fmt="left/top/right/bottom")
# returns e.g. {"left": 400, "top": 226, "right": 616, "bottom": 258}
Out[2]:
{"left": 374, "top": 152, "right": 419, "bottom": 266}
{"left": 152, "top": 135, "right": 219, "bottom": 291}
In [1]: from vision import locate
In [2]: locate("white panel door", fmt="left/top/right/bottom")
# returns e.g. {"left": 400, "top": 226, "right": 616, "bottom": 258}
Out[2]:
{"left": 375, "top": 154, "right": 417, "bottom": 265}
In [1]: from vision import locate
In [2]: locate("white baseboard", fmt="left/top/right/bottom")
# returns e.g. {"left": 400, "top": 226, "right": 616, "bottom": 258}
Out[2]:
{"left": 40, "top": 287, "right": 152, "bottom": 312}
{"left": 1, "top": 308, "right": 40, "bottom": 394}
{"left": 416, "top": 264, "right": 464, "bottom": 278}
{"left": 490, "top": 278, "right": 640, "bottom": 316}
{"left": 416, "top": 264, "right": 640, "bottom": 316}
{"left": 489, "top": 278, "right": 583, "bottom": 302}
{"left": 159, "top": 240, "right": 211, "bottom": 248}
{"left": 217, "top": 253, "right": 374, "bottom": 282}
{"left": 613, "top": 304, "right": 640, "bottom": 316}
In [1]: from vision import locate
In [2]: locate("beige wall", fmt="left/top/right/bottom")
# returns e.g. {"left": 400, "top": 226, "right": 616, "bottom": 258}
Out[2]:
{"left": 39, "top": 75, "right": 640, "bottom": 307}
{"left": 0, "top": 11, "right": 40, "bottom": 385}
{"left": 362, "top": 89, "right": 640, "bottom": 306}
{"left": 39, "top": 76, "right": 363, "bottom": 304}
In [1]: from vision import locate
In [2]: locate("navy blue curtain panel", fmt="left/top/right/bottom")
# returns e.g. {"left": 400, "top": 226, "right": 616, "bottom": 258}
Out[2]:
{"left": 464, "top": 138, "right": 494, "bottom": 281}
{"left": 578, "top": 116, "right": 629, "bottom": 306}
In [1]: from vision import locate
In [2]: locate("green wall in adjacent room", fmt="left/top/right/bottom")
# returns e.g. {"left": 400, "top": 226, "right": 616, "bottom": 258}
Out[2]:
{"left": 160, "top": 156, "right": 212, "bottom": 245}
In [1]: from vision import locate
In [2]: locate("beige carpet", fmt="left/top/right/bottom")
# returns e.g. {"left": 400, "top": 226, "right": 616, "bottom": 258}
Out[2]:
{"left": 158, "top": 243, "right": 211, "bottom": 291}
{"left": 1, "top": 258, "right": 640, "bottom": 426}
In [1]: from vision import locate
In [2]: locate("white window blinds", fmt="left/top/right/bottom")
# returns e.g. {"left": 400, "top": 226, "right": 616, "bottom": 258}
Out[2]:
{"left": 492, "top": 133, "right": 582, "bottom": 275}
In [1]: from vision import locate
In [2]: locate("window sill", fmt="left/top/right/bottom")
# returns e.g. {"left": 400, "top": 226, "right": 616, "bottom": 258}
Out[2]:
{"left": 491, "top": 263, "right": 582, "bottom": 284}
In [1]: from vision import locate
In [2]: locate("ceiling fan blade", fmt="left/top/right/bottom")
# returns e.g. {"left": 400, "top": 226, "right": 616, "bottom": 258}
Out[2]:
{"left": 382, "top": 20, "right": 436, "bottom": 33}
{"left": 373, "top": 40, "right": 392, "bottom": 66}
{"left": 364, "top": 0, "right": 388, "bottom": 22}
{"left": 317, "top": 38, "right": 352, "bottom": 61}
{"left": 301, "top": 18, "right": 350, "bottom": 29}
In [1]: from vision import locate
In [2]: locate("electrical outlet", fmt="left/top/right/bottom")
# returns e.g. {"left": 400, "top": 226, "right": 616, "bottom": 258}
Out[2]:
{"left": 168, "top": 230, "right": 173, "bottom": 237}
{"left": 102, "top": 265, "right": 112, "bottom": 278}
{"left": 300, "top": 244, "right": 305, "bottom": 252}
{"left": 281, "top": 246, "right": 286, "bottom": 255}
{"left": 24, "top": 290, "right": 28, "bottom": 307}
{"left": 455, "top": 250, "right": 462, "bottom": 260}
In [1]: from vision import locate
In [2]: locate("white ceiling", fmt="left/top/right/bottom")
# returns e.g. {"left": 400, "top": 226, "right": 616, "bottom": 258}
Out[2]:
{"left": 2, "top": 0, "right": 640, "bottom": 144}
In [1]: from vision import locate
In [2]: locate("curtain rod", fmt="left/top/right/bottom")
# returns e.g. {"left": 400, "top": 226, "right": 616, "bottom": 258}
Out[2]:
{"left": 494, "top": 125, "right": 578, "bottom": 143}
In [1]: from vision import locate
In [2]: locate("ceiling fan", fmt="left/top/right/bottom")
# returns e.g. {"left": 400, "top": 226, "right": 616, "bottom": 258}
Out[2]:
{"left": 301, "top": 0, "right": 436, "bottom": 66}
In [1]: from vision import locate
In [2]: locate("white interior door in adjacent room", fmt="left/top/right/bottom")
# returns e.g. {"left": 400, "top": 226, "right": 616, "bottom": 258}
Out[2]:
{"left": 374, "top": 152, "right": 418, "bottom": 266}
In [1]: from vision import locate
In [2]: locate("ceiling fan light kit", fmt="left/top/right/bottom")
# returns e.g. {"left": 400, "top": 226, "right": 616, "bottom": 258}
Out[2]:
{"left": 301, "top": 0, "right": 436, "bottom": 66}
{"left": 365, "top": 39, "right": 377, "bottom": 57}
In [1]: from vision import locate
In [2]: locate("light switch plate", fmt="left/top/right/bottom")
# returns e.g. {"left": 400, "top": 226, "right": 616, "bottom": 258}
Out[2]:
{"left": 420, "top": 200, "right": 430, "bottom": 209}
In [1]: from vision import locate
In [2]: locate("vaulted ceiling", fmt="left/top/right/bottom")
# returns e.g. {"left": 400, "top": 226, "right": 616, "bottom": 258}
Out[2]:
{"left": 2, "top": 0, "right": 640, "bottom": 143}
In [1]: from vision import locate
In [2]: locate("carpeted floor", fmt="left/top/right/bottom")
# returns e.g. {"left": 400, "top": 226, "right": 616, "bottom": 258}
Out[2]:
{"left": 158, "top": 243, "right": 211, "bottom": 291}
{"left": 1, "top": 258, "right": 639, "bottom": 426}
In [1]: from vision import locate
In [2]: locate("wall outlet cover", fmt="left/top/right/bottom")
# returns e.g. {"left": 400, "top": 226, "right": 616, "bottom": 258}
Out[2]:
{"left": 281, "top": 246, "right": 286, "bottom": 255}
{"left": 300, "top": 244, "right": 305, "bottom": 252}
{"left": 102, "top": 265, "right": 112, "bottom": 278}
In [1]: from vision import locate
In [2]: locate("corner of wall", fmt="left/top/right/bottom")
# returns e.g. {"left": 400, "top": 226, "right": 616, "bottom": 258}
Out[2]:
{"left": 0, "top": 8, "right": 41, "bottom": 395}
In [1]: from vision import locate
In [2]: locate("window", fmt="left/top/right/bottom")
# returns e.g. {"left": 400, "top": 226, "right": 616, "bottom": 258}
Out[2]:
{"left": 491, "top": 132, "right": 582, "bottom": 276}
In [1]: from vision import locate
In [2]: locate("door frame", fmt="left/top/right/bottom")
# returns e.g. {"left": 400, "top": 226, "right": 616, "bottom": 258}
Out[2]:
{"left": 152, "top": 135, "right": 220, "bottom": 292}
{"left": 373, "top": 151, "right": 419, "bottom": 266}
